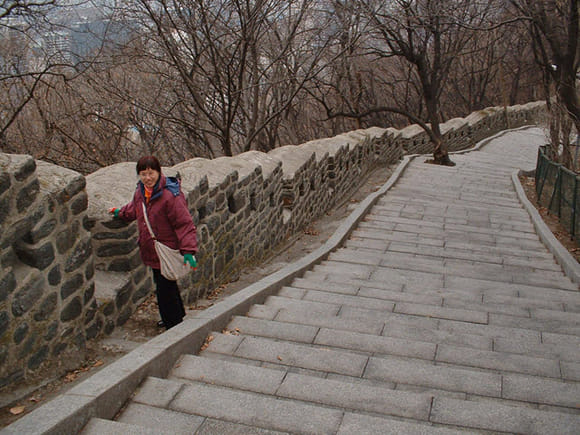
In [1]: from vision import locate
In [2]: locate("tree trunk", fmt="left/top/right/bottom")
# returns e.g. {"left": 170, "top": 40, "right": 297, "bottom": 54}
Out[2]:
{"left": 426, "top": 97, "right": 454, "bottom": 166}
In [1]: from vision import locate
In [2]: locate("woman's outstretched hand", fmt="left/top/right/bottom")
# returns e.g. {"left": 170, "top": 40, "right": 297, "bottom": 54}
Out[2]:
{"left": 183, "top": 253, "right": 198, "bottom": 269}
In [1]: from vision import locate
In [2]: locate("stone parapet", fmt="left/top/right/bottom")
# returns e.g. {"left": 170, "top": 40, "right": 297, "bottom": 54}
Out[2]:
{"left": 0, "top": 101, "right": 547, "bottom": 390}
{"left": 0, "top": 156, "right": 95, "bottom": 389}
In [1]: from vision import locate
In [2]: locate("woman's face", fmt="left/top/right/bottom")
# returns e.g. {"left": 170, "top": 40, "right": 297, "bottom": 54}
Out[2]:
{"left": 139, "top": 168, "right": 160, "bottom": 189}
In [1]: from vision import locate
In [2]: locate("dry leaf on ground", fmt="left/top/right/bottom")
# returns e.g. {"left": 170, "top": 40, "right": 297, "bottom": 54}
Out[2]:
{"left": 9, "top": 406, "right": 25, "bottom": 415}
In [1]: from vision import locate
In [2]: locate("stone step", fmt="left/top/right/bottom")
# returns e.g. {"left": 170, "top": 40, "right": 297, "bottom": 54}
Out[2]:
{"left": 114, "top": 402, "right": 292, "bottom": 434}
{"left": 204, "top": 328, "right": 566, "bottom": 381}
{"left": 241, "top": 299, "right": 580, "bottom": 365}
{"left": 129, "top": 376, "right": 345, "bottom": 434}
{"left": 358, "top": 217, "right": 540, "bottom": 241}
{"left": 202, "top": 332, "right": 369, "bottom": 378}
{"left": 336, "top": 413, "right": 470, "bottom": 435}
{"left": 169, "top": 355, "right": 434, "bottom": 421}
{"left": 126, "top": 376, "right": 473, "bottom": 435}
{"left": 260, "top": 294, "right": 542, "bottom": 344}
{"left": 200, "top": 331, "right": 580, "bottom": 413}
{"left": 167, "top": 353, "right": 580, "bottom": 432}
{"left": 279, "top": 283, "right": 533, "bottom": 318}
{"left": 248, "top": 299, "right": 580, "bottom": 363}
{"left": 371, "top": 201, "right": 532, "bottom": 226}
{"left": 303, "top": 267, "right": 579, "bottom": 299}
{"left": 350, "top": 227, "right": 551, "bottom": 259}
{"left": 316, "top": 256, "right": 575, "bottom": 291}
{"left": 245, "top": 305, "right": 493, "bottom": 351}
{"left": 228, "top": 315, "right": 436, "bottom": 361}
{"left": 364, "top": 212, "right": 537, "bottom": 235}
{"left": 345, "top": 237, "right": 559, "bottom": 270}
{"left": 370, "top": 202, "right": 531, "bottom": 225}
{"left": 270, "top": 288, "right": 551, "bottom": 331}
{"left": 431, "top": 396, "right": 580, "bottom": 435}
{"left": 81, "top": 418, "right": 161, "bottom": 434}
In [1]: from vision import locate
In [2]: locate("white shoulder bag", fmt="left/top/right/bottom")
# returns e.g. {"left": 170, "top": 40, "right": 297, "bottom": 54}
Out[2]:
{"left": 142, "top": 202, "right": 191, "bottom": 281}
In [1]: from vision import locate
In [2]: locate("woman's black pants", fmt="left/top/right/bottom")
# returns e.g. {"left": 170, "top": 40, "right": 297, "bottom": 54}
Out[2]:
{"left": 152, "top": 268, "right": 185, "bottom": 329}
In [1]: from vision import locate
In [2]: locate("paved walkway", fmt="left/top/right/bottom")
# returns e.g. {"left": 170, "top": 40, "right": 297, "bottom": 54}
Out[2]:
{"left": 6, "top": 127, "right": 580, "bottom": 434}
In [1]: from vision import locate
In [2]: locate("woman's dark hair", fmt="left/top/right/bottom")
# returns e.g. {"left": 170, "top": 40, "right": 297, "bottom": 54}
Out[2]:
{"left": 136, "top": 156, "right": 161, "bottom": 174}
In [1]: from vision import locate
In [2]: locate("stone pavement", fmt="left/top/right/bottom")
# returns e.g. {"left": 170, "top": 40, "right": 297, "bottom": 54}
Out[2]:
{"left": 4, "top": 126, "right": 580, "bottom": 434}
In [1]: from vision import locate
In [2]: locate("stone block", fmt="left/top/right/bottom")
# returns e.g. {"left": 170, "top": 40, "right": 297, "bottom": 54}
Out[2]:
{"left": 12, "top": 276, "right": 44, "bottom": 317}
{"left": 25, "top": 218, "right": 57, "bottom": 244}
{"left": 13, "top": 157, "right": 36, "bottom": 181}
{"left": 0, "top": 311, "right": 9, "bottom": 338}
{"left": 16, "top": 179, "right": 39, "bottom": 213}
{"left": 65, "top": 239, "right": 92, "bottom": 272}
{"left": 27, "top": 345, "right": 48, "bottom": 370}
{"left": 13, "top": 322, "right": 29, "bottom": 344}
{"left": 115, "top": 281, "right": 132, "bottom": 309}
{"left": 56, "top": 222, "right": 80, "bottom": 254}
{"left": 47, "top": 266, "right": 61, "bottom": 286}
{"left": 60, "top": 296, "right": 82, "bottom": 322}
{"left": 61, "top": 274, "right": 83, "bottom": 300}
{"left": 44, "top": 321, "right": 58, "bottom": 341}
{"left": 34, "top": 292, "right": 58, "bottom": 321}
{"left": 70, "top": 192, "right": 88, "bottom": 215}
{"left": 0, "top": 270, "right": 16, "bottom": 302}
{"left": 0, "top": 172, "right": 11, "bottom": 195}
{"left": 13, "top": 240, "right": 55, "bottom": 271}
{"left": 116, "top": 306, "right": 132, "bottom": 326}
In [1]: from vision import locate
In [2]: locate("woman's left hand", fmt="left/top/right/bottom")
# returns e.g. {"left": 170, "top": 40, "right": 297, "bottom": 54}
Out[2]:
{"left": 183, "top": 253, "right": 198, "bottom": 269}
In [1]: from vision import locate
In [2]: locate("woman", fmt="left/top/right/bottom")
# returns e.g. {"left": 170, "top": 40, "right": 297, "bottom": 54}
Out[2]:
{"left": 109, "top": 156, "right": 198, "bottom": 330}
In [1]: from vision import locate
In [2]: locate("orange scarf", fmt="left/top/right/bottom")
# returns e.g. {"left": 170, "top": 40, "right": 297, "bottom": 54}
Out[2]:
{"left": 144, "top": 186, "right": 153, "bottom": 204}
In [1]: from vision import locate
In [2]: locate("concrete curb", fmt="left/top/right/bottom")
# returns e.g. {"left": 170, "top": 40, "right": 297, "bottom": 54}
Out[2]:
{"left": 0, "top": 156, "right": 414, "bottom": 435}
{"left": 512, "top": 171, "right": 580, "bottom": 285}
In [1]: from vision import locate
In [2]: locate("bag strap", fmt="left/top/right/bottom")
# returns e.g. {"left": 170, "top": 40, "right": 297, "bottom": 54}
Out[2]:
{"left": 141, "top": 202, "right": 157, "bottom": 240}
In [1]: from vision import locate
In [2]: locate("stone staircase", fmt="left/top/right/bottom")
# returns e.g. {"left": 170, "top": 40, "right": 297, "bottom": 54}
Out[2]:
{"left": 80, "top": 128, "right": 580, "bottom": 434}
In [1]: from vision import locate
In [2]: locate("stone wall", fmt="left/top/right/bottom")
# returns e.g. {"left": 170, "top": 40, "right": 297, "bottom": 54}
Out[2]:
{"left": 0, "top": 155, "right": 96, "bottom": 389}
{"left": 0, "top": 101, "right": 546, "bottom": 390}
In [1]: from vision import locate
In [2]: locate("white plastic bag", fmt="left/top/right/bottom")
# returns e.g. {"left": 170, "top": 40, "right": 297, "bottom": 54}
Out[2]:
{"left": 154, "top": 240, "right": 191, "bottom": 281}
{"left": 142, "top": 202, "right": 191, "bottom": 281}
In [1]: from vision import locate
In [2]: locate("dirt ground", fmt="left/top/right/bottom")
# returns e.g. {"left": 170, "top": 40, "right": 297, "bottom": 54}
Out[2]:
{"left": 519, "top": 174, "right": 580, "bottom": 262}
{"left": 1, "top": 163, "right": 578, "bottom": 429}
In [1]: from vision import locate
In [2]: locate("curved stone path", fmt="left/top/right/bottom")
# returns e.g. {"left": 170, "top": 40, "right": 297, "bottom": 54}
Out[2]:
{"left": 4, "top": 127, "right": 580, "bottom": 434}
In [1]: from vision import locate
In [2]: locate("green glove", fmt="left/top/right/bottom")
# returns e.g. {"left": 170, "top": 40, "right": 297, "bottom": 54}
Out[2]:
{"left": 108, "top": 207, "right": 120, "bottom": 218}
{"left": 184, "top": 253, "right": 197, "bottom": 269}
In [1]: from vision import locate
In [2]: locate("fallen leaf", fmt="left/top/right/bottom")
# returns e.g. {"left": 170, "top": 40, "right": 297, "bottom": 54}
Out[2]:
{"left": 9, "top": 406, "right": 25, "bottom": 415}
{"left": 93, "top": 360, "right": 104, "bottom": 368}
{"left": 277, "top": 356, "right": 283, "bottom": 361}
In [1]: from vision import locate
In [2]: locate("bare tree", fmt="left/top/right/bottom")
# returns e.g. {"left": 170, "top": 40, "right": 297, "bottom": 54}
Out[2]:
{"left": 331, "top": 0, "right": 499, "bottom": 165}
{"left": 0, "top": 0, "right": 124, "bottom": 164}
{"left": 510, "top": 0, "right": 580, "bottom": 169}
{"left": 112, "top": 0, "right": 335, "bottom": 158}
